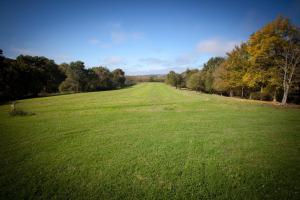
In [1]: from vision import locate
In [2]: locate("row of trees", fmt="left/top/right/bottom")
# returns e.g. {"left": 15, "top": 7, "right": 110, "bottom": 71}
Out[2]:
{"left": 58, "top": 61, "right": 125, "bottom": 92}
{"left": 0, "top": 51, "right": 126, "bottom": 101}
{"left": 126, "top": 75, "right": 165, "bottom": 83}
{"left": 166, "top": 16, "right": 300, "bottom": 105}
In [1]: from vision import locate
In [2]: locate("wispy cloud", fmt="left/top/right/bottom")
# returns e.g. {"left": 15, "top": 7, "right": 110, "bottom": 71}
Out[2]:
{"left": 125, "top": 64, "right": 187, "bottom": 75}
{"left": 107, "top": 22, "right": 122, "bottom": 29}
{"left": 138, "top": 57, "right": 170, "bottom": 66}
{"left": 10, "top": 47, "right": 37, "bottom": 56}
{"left": 135, "top": 54, "right": 199, "bottom": 75}
{"left": 110, "top": 31, "right": 144, "bottom": 44}
{"left": 174, "top": 52, "right": 198, "bottom": 66}
{"left": 137, "top": 38, "right": 240, "bottom": 73}
{"left": 88, "top": 38, "right": 100, "bottom": 45}
{"left": 197, "top": 38, "right": 241, "bottom": 56}
{"left": 91, "top": 36, "right": 240, "bottom": 75}
{"left": 88, "top": 38, "right": 113, "bottom": 48}
{"left": 103, "top": 56, "right": 126, "bottom": 66}
{"left": 131, "top": 32, "right": 144, "bottom": 40}
{"left": 111, "top": 31, "right": 126, "bottom": 44}
{"left": 10, "top": 47, "right": 73, "bottom": 64}
{"left": 53, "top": 54, "right": 73, "bottom": 64}
{"left": 133, "top": 37, "right": 241, "bottom": 74}
{"left": 138, "top": 52, "right": 199, "bottom": 69}
{"left": 90, "top": 21, "right": 144, "bottom": 47}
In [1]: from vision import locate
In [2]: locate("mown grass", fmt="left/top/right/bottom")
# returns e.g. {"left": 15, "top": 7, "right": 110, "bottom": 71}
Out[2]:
{"left": 0, "top": 83, "right": 299, "bottom": 199}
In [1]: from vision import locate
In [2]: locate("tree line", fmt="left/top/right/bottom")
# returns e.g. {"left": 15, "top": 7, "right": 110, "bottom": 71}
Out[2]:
{"left": 166, "top": 16, "right": 300, "bottom": 105}
{"left": 126, "top": 75, "right": 165, "bottom": 83}
{"left": 0, "top": 51, "right": 126, "bottom": 101}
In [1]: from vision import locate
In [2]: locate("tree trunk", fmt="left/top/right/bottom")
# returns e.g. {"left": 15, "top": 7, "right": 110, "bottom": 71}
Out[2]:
{"left": 260, "top": 86, "right": 264, "bottom": 101}
{"left": 241, "top": 87, "right": 244, "bottom": 98}
{"left": 281, "top": 85, "right": 289, "bottom": 105}
{"left": 229, "top": 89, "right": 233, "bottom": 97}
{"left": 273, "top": 90, "right": 277, "bottom": 102}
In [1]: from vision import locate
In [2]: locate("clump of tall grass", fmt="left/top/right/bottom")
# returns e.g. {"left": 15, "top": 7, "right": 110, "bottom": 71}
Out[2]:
{"left": 9, "top": 102, "right": 35, "bottom": 116}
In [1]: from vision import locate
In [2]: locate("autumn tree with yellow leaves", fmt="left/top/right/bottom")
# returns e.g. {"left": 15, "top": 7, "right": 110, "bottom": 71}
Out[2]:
{"left": 247, "top": 16, "right": 300, "bottom": 105}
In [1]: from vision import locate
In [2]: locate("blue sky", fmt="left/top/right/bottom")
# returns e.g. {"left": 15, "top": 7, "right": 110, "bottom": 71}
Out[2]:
{"left": 1, "top": 0, "right": 299, "bottom": 75}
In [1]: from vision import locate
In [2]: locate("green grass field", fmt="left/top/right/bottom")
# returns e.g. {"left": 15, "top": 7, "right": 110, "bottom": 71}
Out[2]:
{"left": 0, "top": 83, "right": 300, "bottom": 199}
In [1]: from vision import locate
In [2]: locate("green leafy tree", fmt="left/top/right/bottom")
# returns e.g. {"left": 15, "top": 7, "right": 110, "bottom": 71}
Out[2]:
{"left": 0, "top": 51, "right": 18, "bottom": 100}
{"left": 13, "top": 55, "right": 64, "bottom": 96}
{"left": 166, "top": 71, "right": 183, "bottom": 89}
{"left": 182, "top": 68, "right": 199, "bottom": 87}
{"left": 186, "top": 72, "right": 205, "bottom": 91}
{"left": 226, "top": 43, "right": 249, "bottom": 97}
{"left": 1, "top": 53, "right": 65, "bottom": 100}
{"left": 176, "top": 73, "right": 184, "bottom": 89}
{"left": 0, "top": 50, "right": 128, "bottom": 100}
{"left": 92, "top": 67, "right": 113, "bottom": 90}
{"left": 166, "top": 71, "right": 177, "bottom": 87}
{"left": 59, "top": 61, "right": 87, "bottom": 92}
{"left": 212, "top": 62, "right": 230, "bottom": 95}
{"left": 112, "top": 68, "right": 126, "bottom": 88}
{"left": 201, "top": 57, "right": 225, "bottom": 93}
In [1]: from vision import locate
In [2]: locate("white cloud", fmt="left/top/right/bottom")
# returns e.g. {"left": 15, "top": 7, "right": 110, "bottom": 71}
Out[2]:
{"left": 105, "top": 37, "right": 241, "bottom": 75}
{"left": 125, "top": 64, "right": 187, "bottom": 75}
{"left": 136, "top": 38, "right": 240, "bottom": 74}
{"left": 174, "top": 52, "right": 198, "bottom": 66}
{"left": 99, "top": 43, "right": 113, "bottom": 48}
{"left": 111, "top": 31, "right": 126, "bottom": 44}
{"left": 135, "top": 54, "right": 199, "bottom": 75}
{"left": 88, "top": 38, "right": 100, "bottom": 45}
{"left": 138, "top": 57, "right": 170, "bottom": 65}
{"left": 131, "top": 32, "right": 144, "bottom": 40}
{"left": 103, "top": 56, "right": 126, "bottom": 66}
{"left": 196, "top": 38, "right": 241, "bottom": 56}
{"left": 90, "top": 22, "right": 144, "bottom": 47}
{"left": 110, "top": 31, "right": 144, "bottom": 44}
{"left": 53, "top": 54, "right": 73, "bottom": 64}
{"left": 138, "top": 53, "right": 199, "bottom": 69}
{"left": 88, "top": 38, "right": 112, "bottom": 48}
{"left": 107, "top": 22, "right": 122, "bottom": 29}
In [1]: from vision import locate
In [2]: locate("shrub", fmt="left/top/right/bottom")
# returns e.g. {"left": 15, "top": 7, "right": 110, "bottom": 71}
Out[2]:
{"left": 9, "top": 109, "right": 35, "bottom": 116}
{"left": 250, "top": 91, "right": 272, "bottom": 101}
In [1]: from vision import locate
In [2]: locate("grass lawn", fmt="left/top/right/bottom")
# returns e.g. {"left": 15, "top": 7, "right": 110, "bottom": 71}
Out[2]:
{"left": 0, "top": 83, "right": 299, "bottom": 199}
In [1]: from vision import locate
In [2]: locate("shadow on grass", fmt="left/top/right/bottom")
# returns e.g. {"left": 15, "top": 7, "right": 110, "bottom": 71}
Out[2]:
{"left": 0, "top": 84, "right": 137, "bottom": 105}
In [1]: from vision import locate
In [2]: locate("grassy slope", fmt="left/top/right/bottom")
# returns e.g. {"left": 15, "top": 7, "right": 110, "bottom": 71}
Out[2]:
{"left": 0, "top": 83, "right": 299, "bottom": 199}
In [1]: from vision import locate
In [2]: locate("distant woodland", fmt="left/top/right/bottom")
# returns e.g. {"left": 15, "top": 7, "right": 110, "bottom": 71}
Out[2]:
{"left": 0, "top": 53, "right": 126, "bottom": 101}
